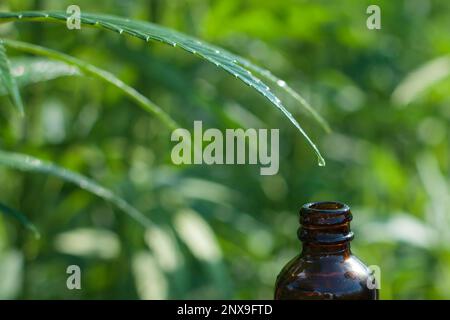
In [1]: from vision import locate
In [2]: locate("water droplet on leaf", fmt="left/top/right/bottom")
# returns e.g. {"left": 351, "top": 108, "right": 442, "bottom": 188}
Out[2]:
{"left": 318, "top": 157, "right": 326, "bottom": 167}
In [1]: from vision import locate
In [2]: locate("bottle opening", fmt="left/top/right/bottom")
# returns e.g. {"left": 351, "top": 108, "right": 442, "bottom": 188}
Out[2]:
{"left": 306, "top": 201, "right": 349, "bottom": 212}
{"left": 300, "top": 201, "right": 352, "bottom": 226}
{"left": 298, "top": 201, "right": 354, "bottom": 244}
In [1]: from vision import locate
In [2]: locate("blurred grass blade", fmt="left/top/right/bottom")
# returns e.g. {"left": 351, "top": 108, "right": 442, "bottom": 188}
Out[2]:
{"left": 0, "top": 11, "right": 325, "bottom": 166}
{"left": 174, "top": 209, "right": 222, "bottom": 263}
{"left": 416, "top": 153, "right": 450, "bottom": 241}
{"left": 392, "top": 56, "right": 450, "bottom": 106}
{"left": 54, "top": 228, "right": 121, "bottom": 259}
{"left": 0, "top": 201, "right": 39, "bottom": 238}
{"left": 0, "top": 150, "right": 153, "bottom": 228}
{"left": 3, "top": 39, "right": 178, "bottom": 130}
{"left": 132, "top": 251, "right": 168, "bottom": 300}
{"left": 0, "top": 57, "right": 81, "bottom": 95}
{"left": 0, "top": 40, "right": 24, "bottom": 115}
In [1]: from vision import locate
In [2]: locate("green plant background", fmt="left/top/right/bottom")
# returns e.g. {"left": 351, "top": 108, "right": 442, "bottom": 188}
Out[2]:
{"left": 0, "top": 0, "right": 449, "bottom": 299}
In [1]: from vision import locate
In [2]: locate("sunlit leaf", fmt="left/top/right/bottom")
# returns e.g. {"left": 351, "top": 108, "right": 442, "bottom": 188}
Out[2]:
{"left": 0, "top": 201, "right": 39, "bottom": 238}
{"left": 54, "top": 228, "right": 121, "bottom": 259}
{"left": 0, "top": 11, "right": 326, "bottom": 165}
{"left": 392, "top": 56, "right": 450, "bottom": 106}
{"left": 359, "top": 214, "right": 436, "bottom": 249}
{"left": 132, "top": 251, "right": 168, "bottom": 300}
{"left": 0, "top": 250, "right": 23, "bottom": 299}
{"left": 174, "top": 209, "right": 222, "bottom": 262}
{"left": 3, "top": 39, "right": 178, "bottom": 129}
{"left": 0, "top": 150, "right": 153, "bottom": 228}
{"left": 145, "top": 226, "right": 183, "bottom": 272}
{"left": 0, "top": 41, "right": 24, "bottom": 115}
{"left": 0, "top": 57, "right": 81, "bottom": 95}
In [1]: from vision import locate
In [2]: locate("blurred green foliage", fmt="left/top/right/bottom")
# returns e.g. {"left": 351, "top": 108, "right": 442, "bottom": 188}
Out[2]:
{"left": 0, "top": 0, "right": 449, "bottom": 299}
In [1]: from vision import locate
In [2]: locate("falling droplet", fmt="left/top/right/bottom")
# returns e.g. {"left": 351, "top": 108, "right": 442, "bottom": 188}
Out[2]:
{"left": 318, "top": 157, "right": 326, "bottom": 167}
{"left": 277, "top": 80, "right": 287, "bottom": 87}
{"left": 146, "top": 36, "right": 150, "bottom": 42}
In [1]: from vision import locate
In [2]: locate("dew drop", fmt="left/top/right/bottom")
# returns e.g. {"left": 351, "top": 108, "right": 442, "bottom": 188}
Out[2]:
{"left": 18, "top": 14, "right": 23, "bottom": 19}
{"left": 172, "top": 42, "right": 177, "bottom": 47}
{"left": 146, "top": 36, "right": 150, "bottom": 42}
{"left": 215, "top": 49, "right": 220, "bottom": 54}
{"left": 118, "top": 29, "right": 124, "bottom": 34}
{"left": 318, "top": 157, "right": 326, "bottom": 167}
{"left": 44, "top": 14, "right": 49, "bottom": 18}
{"left": 277, "top": 79, "right": 287, "bottom": 87}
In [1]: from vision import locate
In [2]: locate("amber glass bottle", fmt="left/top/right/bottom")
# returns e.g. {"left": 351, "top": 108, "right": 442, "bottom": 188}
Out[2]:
{"left": 274, "top": 201, "right": 378, "bottom": 300}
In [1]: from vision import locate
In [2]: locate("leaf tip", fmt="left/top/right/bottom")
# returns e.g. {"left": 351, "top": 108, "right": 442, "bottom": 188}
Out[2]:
{"left": 318, "top": 156, "right": 326, "bottom": 167}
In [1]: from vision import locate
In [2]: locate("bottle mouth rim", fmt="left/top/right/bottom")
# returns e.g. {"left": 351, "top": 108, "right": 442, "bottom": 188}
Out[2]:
{"left": 300, "top": 201, "right": 352, "bottom": 226}
{"left": 302, "top": 201, "right": 350, "bottom": 214}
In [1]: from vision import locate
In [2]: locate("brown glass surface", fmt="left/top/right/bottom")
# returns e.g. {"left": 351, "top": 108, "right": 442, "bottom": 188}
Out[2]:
{"left": 274, "top": 201, "right": 378, "bottom": 300}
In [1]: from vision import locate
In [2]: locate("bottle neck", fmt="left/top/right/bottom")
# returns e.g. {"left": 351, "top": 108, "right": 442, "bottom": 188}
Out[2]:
{"left": 301, "top": 242, "right": 351, "bottom": 257}
{"left": 298, "top": 201, "right": 354, "bottom": 257}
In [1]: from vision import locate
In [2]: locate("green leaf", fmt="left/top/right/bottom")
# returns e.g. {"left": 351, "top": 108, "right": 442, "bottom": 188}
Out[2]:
{"left": 0, "top": 11, "right": 326, "bottom": 165}
{"left": 392, "top": 55, "right": 450, "bottom": 106}
{"left": 2, "top": 39, "right": 178, "bottom": 130}
{"left": 0, "top": 40, "right": 24, "bottom": 115}
{"left": 0, "top": 150, "right": 153, "bottom": 228}
{"left": 0, "top": 57, "right": 81, "bottom": 95}
{"left": 0, "top": 201, "right": 39, "bottom": 238}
